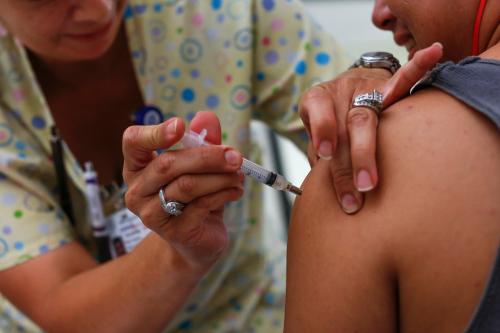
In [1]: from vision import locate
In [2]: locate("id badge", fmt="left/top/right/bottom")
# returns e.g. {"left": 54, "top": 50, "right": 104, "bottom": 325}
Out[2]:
{"left": 106, "top": 208, "right": 151, "bottom": 258}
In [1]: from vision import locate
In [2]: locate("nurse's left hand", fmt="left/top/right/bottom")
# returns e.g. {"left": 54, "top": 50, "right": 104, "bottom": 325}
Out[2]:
{"left": 300, "top": 43, "right": 443, "bottom": 214}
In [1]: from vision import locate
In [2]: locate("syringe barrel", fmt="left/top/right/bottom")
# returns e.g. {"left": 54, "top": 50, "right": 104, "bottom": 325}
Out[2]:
{"left": 241, "top": 159, "right": 276, "bottom": 185}
{"left": 181, "top": 131, "right": 293, "bottom": 192}
{"left": 270, "top": 174, "right": 289, "bottom": 191}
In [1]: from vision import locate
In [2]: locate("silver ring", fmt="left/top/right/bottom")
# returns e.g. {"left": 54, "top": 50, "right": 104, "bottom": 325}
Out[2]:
{"left": 352, "top": 90, "right": 384, "bottom": 116}
{"left": 159, "top": 188, "right": 185, "bottom": 217}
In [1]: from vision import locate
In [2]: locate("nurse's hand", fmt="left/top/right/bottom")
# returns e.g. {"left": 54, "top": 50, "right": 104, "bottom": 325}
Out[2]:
{"left": 300, "top": 43, "right": 443, "bottom": 214}
{"left": 122, "top": 112, "right": 244, "bottom": 275}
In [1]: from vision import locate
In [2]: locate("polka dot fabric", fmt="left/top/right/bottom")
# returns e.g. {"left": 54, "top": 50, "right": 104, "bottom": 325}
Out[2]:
{"left": 0, "top": 0, "right": 349, "bottom": 331}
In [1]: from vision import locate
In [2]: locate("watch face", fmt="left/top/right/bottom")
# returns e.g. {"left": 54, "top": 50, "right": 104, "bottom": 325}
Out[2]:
{"left": 354, "top": 51, "right": 401, "bottom": 74}
{"left": 361, "top": 51, "right": 393, "bottom": 62}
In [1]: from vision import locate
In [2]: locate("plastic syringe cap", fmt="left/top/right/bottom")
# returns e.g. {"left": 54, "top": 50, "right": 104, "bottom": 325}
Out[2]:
{"left": 180, "top": 129, "right": 208, "bottom": 148}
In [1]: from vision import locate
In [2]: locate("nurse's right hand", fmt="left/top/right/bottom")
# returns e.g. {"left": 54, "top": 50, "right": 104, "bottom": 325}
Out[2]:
{"left": 122, "top": 112, "right": 244, "bottom": 275}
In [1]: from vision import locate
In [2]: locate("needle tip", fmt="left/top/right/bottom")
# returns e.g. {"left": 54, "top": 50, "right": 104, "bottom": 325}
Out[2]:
{"left": 287, "top": 184, "right": 302, "bottom": 196}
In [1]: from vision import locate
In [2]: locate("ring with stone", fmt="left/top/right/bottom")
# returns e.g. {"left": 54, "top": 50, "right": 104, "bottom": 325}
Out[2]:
{"left": 159, "top": 187, "right": 185, "bottom": 217}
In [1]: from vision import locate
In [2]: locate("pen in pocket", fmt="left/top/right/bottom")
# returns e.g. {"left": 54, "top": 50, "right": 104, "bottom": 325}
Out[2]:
{"left": 84, "top": 161, "right": 111, "bottom": 262}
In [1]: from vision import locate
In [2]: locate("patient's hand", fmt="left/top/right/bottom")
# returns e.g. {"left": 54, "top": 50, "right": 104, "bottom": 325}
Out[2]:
{"left": 299, "top": 43, "right": 443, "bottom": 214}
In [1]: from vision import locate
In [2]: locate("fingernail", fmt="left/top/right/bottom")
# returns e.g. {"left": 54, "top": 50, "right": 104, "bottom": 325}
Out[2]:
{"left": 356, "top": 170, "right": 374, "bottom": 192}
{"left": 341, "top": 194, "right": 359, "bottom": 214}
{"left": 318, "top": 141, "right": 333, "bottom": 160}
{"left": 167, "top": 119, "right": 177, "bottom": 135}
{"left": 433, "top": 42, "right": 443, "bottom": 49}
{"left": 225, "top": 150, "right": 240, "bottom": 166}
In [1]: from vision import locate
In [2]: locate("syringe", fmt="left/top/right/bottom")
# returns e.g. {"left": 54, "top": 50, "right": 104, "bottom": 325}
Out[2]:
{"left": 180, "top": 130, "right": 302, "bottom": 196}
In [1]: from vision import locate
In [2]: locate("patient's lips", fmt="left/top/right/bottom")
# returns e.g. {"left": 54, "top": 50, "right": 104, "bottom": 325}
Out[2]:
{"left": 394, "top": 31, "right": 417, "bottom": 60}
{"left": 404, "top": 39, "right": 417, "bottom": 60}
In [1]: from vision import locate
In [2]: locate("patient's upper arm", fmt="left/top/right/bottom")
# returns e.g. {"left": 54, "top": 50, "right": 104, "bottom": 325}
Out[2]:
{"left": 284, "top": 89, "right": 500, "bottom": 333}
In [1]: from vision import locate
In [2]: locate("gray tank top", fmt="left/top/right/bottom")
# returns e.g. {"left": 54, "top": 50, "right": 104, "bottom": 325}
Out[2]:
{"left": 412, "top": 57, "right": 500, "bottom": 332}
{"left": 411, "top": 56, "right": 500, "bottom": 128}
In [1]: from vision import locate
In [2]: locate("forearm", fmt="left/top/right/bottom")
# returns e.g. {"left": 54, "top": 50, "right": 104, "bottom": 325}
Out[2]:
{"left": 38, "top": 234, "right": 202, "bottom": 333}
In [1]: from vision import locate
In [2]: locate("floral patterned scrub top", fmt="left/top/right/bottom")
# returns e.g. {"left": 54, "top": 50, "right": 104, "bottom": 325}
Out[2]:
{"left": 0, "top": 0, "right": 349, "bottom": 332}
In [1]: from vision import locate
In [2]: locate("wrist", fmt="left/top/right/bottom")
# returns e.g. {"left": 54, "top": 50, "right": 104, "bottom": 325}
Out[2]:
{"left": 133, "top": 234, "right": 207, "bottom": 284}
{"left": 350, "top": 51, "right": 401, "bottom": 75}
{"left": 348, "top": 66, "right": 393, "bottom": 80}
{"left": 167, "top": 246, "right": 208, "bottom": 283}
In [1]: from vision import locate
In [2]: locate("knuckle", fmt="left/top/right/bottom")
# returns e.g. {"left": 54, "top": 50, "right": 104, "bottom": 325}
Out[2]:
{"left": 303, "top": 85, "right": 329, "bottom": 100}
{"left": 226, "top": 174, "right": 241, "bottom": 187}
{"left": 122, "top": 126, "right": 141, "bottom": 147}
{"left": 139, "top": 209, "right": 156, "bottom": 228}
{"left": 348, "top": 108, "right": 374, "bottom": 127}
{"left": 122, "top": 169, "right": 131, "bottom": 184}
{"left": 151, "top": 125, "right": 164, "bottom": 146}
{"left": 300, "top": 85, "right": 329, "bottom": 111}
{"left": 155, "top": 153, "right": 176, "bottom": 174}
{"left": 341, "top": 75, "right": 357, "bottom": 87}
{"left": 145, "top": 127, "right": 160, "bottom": 149}
{"left": 413, "top": 57, "right": 426, "bottom": 71}
{"left": 197, "top": 192, "right": 225, "bottom": 211}
{"left": 338, "top": 74, "right": 365, "bottom": 92}
{"left": 332, "top": 167, "right": 353, "bottom": 186}
{"left": 176, "top": 175, "right": 197, "bottom": 195}
{"left": 124, "top": 186, "right": 139, "bottom": 212}
{"left": 412, "top": 49, "right": 427, "bottom": 68}
{"left": 230, "top": 187, "right": 245, "bottom": 201}
{"left": 397, "top": 68, "right": 412, "bottom": 83}
{"left": 198, "top": 146, "right": 218, "bottom": 167}
{"left": 351, "top": 145, "right": 372, "bottom": 158}
{"left": 197, "top": 196, "right": 214, "bottom": 212}
{"left": 299, "top": 105, "right": 308, "bottom": 122}
{"left": 123, "top": 191, "right": 133, "bottom": 210}
{"left": 300, "top": 85, "right": 339, "bottom": 129}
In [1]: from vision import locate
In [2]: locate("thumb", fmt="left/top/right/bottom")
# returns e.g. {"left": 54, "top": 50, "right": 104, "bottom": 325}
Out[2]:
{"left": 382, "top": 42, "right": 443, "bottom": 108}
{"left": 189, "top": 111, "right": 223, "bottom": 145}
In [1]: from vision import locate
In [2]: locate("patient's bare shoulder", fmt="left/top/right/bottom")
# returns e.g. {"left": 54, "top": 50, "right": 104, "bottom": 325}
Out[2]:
{"left": 285, "top": 88, "right": 500, "bottom": 333}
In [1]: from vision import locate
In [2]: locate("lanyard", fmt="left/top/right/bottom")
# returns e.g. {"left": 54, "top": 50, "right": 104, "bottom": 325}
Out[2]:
{"left": 50, "top": 106, "right": 164, "bottom": 262}
{"left": 50, "top": 126, "right": 75, "bottom": 225}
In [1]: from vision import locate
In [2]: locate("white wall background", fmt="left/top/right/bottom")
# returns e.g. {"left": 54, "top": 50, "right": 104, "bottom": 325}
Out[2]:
{"left": 305, "top": 0, "right": 406, "bottom": 60}
{"left": 256, "top": 0, "right": 409, "bottom": 236}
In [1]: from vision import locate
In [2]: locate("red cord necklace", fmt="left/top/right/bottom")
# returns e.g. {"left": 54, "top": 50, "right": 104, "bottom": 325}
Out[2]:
{"left": 472, "top": 0, "right": 487, "bottom": 55}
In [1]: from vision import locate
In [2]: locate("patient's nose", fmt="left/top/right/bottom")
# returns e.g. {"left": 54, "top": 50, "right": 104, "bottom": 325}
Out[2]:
{"left": 372, "top": 0, "right": 396, "bottom": 31}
